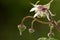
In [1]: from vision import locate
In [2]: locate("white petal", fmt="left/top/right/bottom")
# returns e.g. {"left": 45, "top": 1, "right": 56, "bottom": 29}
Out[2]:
{"left": 40, "top": 11, "right": 44, "bottom": 17}
{"left": 30, "top": 7, "right": 37, "bottom": 12}
{"left": 47, "top": 15, "right": 50, "bottom": 21}
{"left": 46, "top": 14, "right": 50, "bottom": 21}
{"left": 44, "top": 11, "right": 50, "bottom": 21}
{"left": 43, "top": 0, "right": 53, "bottom": 9}
{"left": 37, "top": 15, "right": 41, "bottom": 18}
{"left": 33, "top": 11, "right": 40, "bottom": 18}
{"left": 30, "top": 3, "right": 37, "bottom": 7}
{"left": 49, "top": 10, "right": 55, "bottom": 16}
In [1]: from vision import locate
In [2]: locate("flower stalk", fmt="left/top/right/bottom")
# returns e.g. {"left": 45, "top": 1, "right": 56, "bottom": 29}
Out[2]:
{"left": 17, "top": 0, "right": 60, "bottom": 40}
{"left": 21, "top": 16, "right": 50, "bottom": 25}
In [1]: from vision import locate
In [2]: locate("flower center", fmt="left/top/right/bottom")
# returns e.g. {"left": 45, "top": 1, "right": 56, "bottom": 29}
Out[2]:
{"left": 42, "top": 8, "right": 47, "bottom": 12}
{"left": 37, "top": 5, "right": 47, "bottom": 12}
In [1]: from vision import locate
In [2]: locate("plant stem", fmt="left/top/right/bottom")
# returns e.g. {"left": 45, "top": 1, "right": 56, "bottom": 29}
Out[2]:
{"left": 31, "top": 19, "right": 36, "bottom": 29}
{"left": 21, "top": 16, "right": 50, "bottom": 25}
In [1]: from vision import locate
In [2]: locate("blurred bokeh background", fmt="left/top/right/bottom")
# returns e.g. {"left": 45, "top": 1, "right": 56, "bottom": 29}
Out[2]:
{"left": 0, "top": 0, "right": 60, "bottom": 40}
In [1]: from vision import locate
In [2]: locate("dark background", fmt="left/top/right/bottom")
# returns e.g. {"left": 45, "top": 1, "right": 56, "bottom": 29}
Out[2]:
{"left": 0, "top": 0, "right": 60, "bottom": 40}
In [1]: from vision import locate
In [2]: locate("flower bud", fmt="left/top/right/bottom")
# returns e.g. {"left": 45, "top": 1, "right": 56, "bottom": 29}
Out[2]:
{"left": 37, "top": 37, "right": 47, "bottom": 40}
{"left": 28, "top": 28, "right": 35, "bottom": 33}
{"left": 37, "top": 37, "right": 57, "bottom": 40}
{"left": 48, "top": 32, "right": 54, "bottom": 38}
{"left": 18, "top": 24, "right": 26, "bottom": 35}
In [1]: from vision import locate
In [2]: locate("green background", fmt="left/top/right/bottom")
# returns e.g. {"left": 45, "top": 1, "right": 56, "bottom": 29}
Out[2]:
{"left": 0, "top": 0, "right": 60, "bottom": 40}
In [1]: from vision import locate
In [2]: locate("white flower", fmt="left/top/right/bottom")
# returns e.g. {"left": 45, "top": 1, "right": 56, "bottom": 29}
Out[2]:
{"left": 30, "top": 0, "right": 55, "bottom": 21}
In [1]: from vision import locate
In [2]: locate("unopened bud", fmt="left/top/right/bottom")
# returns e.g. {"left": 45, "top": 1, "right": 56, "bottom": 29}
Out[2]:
{"left": 18, "top": 24, "right": 26, "bottom": 35}
{"left": 48, "top": 32, "right": 54, "bottom": 38}
{"left": 37, "top": 37, "right": 47, "bottom": 40}
{"left": 28, "top": 28, "right": 35, "bottom": 33}
{"left": 37, "top": 37, "right": 57, "bottom": 40}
